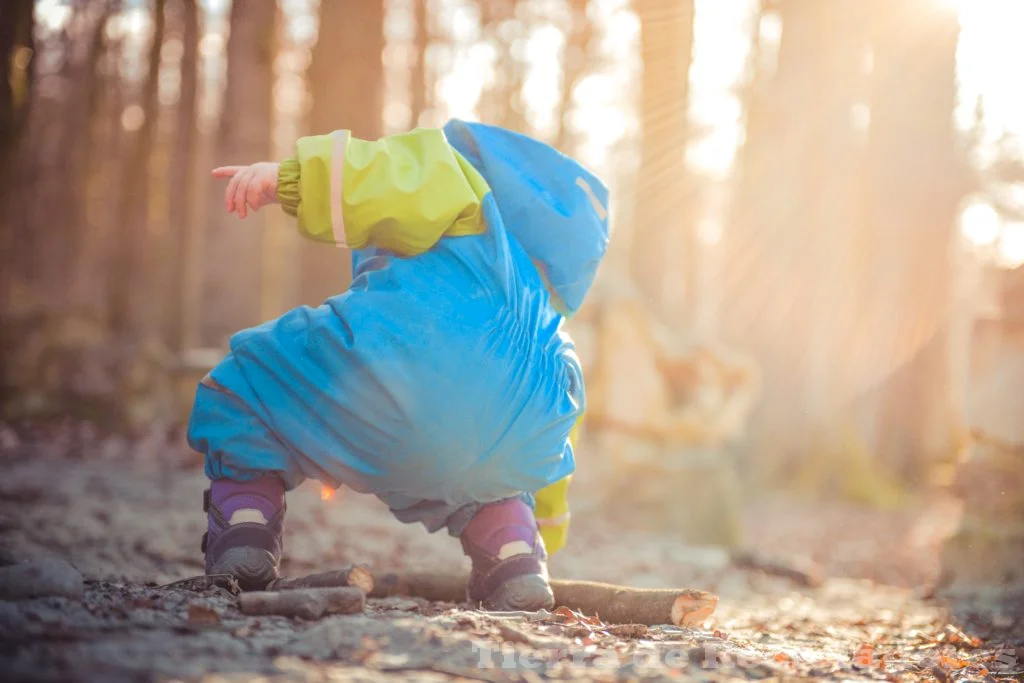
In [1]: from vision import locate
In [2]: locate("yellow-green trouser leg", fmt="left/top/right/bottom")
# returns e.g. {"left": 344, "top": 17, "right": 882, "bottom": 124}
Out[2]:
{"left": 534, "top": 415, "right": 581, "bottom": 554}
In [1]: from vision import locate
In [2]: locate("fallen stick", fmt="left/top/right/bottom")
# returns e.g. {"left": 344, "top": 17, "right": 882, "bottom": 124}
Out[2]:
{"left": 159, "top": 573, "right": 239, "bottom": 594}
{"left": 370, "top": 570, "right": 466, "bottom": 603}
{"left": 239, "top": 587, "right": 365, "bottom": 620}
{"left": 267, "top": 564, "right": 374, "bottom": 593}
{"left": 370, "top": 570, "right": 717, "bottom": 626}
{"left": 552, "top": 580, "right": 717, "bottom": 627}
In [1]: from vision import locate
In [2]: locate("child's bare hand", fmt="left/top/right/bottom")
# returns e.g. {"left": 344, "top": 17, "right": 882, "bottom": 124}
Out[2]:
{"left": 211, "top": 162, "right": 280, "bottom": 218}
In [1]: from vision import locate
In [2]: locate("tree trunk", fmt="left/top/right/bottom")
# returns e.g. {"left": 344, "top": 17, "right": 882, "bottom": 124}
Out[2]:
{"left": 66, "top": 2, "right": 118, "bottom": 319}
{"left": 478, "top": 0, "right": 527, "bottom": 132}
{"left": 409, "top": 0, "right": 430, "bottom": 128}
{"left": 940, "top": 313, "right": 1024, "bottom": 602}
{"left": 166, "top": 0, "right": 200, "bottom": 351}
{"left": 863, "top": 0, "right": 966, "bottom": 483}
{"left": 7, "top": 0, "right": 114, "bottom": 315}
{"left": 0, "top": 0, "right": 35, "bottom": 394}
{"left": 722, "top": 0, "right": 870, "bottom": 488}
{"left": 630, "top": 0, "right": 695, "bottom": 321}
{"left": 0, "top": 0, "right": 34, "bottom": 223}
{"left": 110, "top": 0, "right": 166, "bottom": 336}
{"left": 199, "top": 0, "right": 276, "bottom": 346}
{"left": 553, "top": 0, "right": 592, "bottom": 154}
{"left": 298, "top": 0, "right": 385, "bottom": 306}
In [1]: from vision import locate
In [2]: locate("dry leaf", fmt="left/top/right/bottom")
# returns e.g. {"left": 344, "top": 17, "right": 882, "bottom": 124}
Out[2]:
{"left": 941, "top": 624, "right": 981, "bottom": 649}
{"left": 186, "top": 603, "right": 221, "bottom": 626}
{"left": 773, "top": 652, "right": 792, "bottom": 663}
{"left": 552, "top": 606, "right": 577, "bottom": 623}
{"left": 853, "top": 643, "right": 875, "bottom": 668}
{"left": 938, "top": 653, "right": 968, "bottom": 670}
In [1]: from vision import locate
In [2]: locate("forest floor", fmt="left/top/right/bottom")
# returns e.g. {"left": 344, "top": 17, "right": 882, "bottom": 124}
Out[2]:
{"left": 0, "top": 425, "right": 1021, "bottom": 682}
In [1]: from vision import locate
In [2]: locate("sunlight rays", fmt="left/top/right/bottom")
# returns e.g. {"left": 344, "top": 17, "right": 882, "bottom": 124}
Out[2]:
{"left": 34, "top": 0, "right": 1024, "bottom": 272}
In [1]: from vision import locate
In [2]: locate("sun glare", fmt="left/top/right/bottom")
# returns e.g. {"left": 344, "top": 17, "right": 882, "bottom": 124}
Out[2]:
{"left": 35, "top": 0, "right": 71, "bottom": 31}
{"left": 960, "top": 200, "right": 1001, "bottom": 247}
{"left": 997, "top": 223, "right": 1024, "bottom": 269}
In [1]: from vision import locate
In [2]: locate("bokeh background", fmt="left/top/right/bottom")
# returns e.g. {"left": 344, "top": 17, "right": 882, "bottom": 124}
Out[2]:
{"left": 2, "top": 0, "right": 1023, "bottom": 596}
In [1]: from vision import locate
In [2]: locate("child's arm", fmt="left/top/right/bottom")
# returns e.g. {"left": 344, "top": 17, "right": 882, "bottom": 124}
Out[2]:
{"left": 212, "top": 129, "right": 490, "bottom": 256}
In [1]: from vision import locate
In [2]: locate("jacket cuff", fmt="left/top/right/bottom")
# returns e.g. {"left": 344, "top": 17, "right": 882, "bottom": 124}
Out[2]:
{"left": 277, "top": 157, "right": 300, "bottom": 217}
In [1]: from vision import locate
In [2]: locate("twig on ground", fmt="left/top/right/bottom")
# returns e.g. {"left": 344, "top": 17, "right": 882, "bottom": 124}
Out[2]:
{"left": 369, "top": 570, "right": 717, "bottom": 626}
{"left": 267, "top": 564, "right": 374, "bottom": 593}
{"left": 159, "top": 574, "right": 240, "bottom": 594}
{"left": 238, "top": 586, "right": 366, "bottom": 619}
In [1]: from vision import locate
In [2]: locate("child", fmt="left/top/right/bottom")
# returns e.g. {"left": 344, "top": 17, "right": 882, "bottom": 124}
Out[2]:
{"left": 190, "top": 119, "right": 609, "bottom": 611}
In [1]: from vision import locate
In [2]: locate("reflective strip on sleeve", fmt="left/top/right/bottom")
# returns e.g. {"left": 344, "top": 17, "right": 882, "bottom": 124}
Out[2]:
{"left": 329, "top": 130, "right": 350, "bottom": 247}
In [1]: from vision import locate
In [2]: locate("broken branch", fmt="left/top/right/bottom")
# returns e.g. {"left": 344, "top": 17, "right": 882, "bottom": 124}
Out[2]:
{"left": 238, "top": 587, "right": 365, "bottom": 620}
{"left": 267, "top": 564, "right": 374, "bottom": 593}
{"left": 369, "top": 570, "right": 717, "bottom": 626}
{"left": 551, "top": 579, "right": 717, "bottom": 627}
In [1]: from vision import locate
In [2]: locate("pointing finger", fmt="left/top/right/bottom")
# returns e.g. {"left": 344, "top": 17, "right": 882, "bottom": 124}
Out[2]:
{"left": 212, "top": 166, "right": 245, "bottom": 178}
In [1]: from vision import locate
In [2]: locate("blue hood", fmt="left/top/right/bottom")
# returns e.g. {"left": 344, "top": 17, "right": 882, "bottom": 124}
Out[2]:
{"left": 443, "top": 119, "right": 611, "bottom": 316}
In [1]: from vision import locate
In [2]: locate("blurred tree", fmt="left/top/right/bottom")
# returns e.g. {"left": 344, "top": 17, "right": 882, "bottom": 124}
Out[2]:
{"left": 0, "top": 0, "right": 35, "bottom": 229}
{"left": 725, "top": 0, "right": 968, "bottom": 500}
{"left": 479, "top": 0, "right": 527, "bottom": 132}
{"left": 554, "top": 0, "right": 593, "bottom": 154}
{"left": 166, "top": 0, "right": 200, "bottom": 351}
{"left": 409, "top": 0, "right": 431, "bottom": 127}
{"left": 298, "top": 0, "right": 385, "bottom": 305}
{"left": 66, "top": 2, "right": 118, "bottom": 319}
{"left": 0, "top": 0, "right": 34, "bottom": 279}
{"left": 939, "top": 264, "right": 1024, "bottom": 601}
{"left": 630, "top": 0, "right": 695, "bottom": 320}
{"left": 0, "top": 0, "right": 35, "bottom": 396}
{"left": 111, "top": 0, "right": 166, "bottom": 336}
{"left": 2, "top": 3, "right": 117, "bottom": 316}
{"left": 723, "top": 0, "right": 872, "bottom": 491}
{"left": 200, "top": 0, "right": 276, "bottom": 345}
{"left": 863, "top": 0, "right": 967, "bottom": 483}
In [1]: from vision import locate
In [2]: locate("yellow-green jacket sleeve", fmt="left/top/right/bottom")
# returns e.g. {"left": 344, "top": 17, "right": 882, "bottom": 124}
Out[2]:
{"left": 276, "top": 129, "right": 489, "bottom": 255}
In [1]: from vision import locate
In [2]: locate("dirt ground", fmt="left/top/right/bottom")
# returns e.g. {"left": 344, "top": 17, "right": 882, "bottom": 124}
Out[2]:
{"left": 0, "top": 426, "right": 1021, "bottom": 682}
